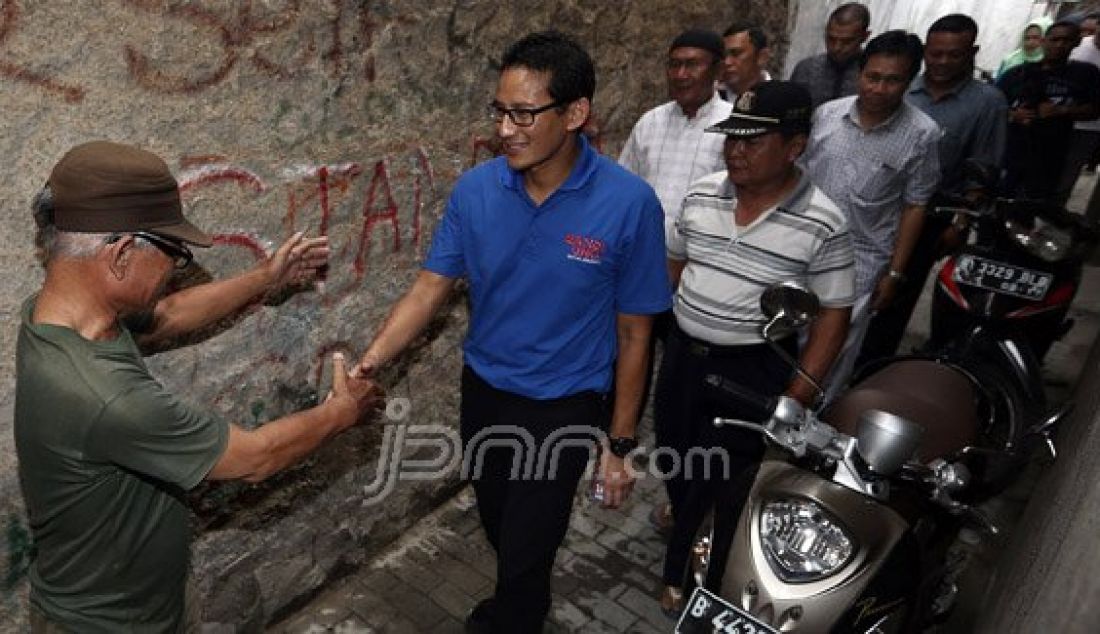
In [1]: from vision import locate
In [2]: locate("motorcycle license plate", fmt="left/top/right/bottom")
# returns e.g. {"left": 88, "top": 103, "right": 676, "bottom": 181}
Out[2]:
{"left": 675, "top": 587, "right": 778, "bottom": 634}
{"left": 952, "top": 254, "right": 1052, "bottom": 300}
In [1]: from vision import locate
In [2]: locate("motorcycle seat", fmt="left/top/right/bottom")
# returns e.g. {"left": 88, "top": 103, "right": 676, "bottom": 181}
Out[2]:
{"left": 822, "top": 359, "right": 979, "bottom": 462}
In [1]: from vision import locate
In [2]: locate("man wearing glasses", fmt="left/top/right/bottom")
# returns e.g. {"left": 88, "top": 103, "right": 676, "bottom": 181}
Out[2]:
{"left": 15, "top": 141, "right": 382, "bottom": 632}
{"left": 355, "top": 31, "right": 669, "bottom": 633}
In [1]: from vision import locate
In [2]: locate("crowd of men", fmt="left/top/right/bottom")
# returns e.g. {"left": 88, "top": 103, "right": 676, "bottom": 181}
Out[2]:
{"left": 618, "top": 2, "right": 1100, "bottom": 619}
{"left": 11, "top": 5, "right": 1100, "bottom": 633}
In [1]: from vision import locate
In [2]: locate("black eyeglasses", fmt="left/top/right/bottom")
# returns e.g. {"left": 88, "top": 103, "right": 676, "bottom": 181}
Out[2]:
{"left": 486, "top": 101, "right": 563, "bottom": 127}
{"left": 107, "top": 232, "right": 193, "bottom": 269}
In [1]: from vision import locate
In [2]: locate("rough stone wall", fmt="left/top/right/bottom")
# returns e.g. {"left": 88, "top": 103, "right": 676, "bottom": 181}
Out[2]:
{"left": 0, "top": 0, "right": 788, "bottom": 629}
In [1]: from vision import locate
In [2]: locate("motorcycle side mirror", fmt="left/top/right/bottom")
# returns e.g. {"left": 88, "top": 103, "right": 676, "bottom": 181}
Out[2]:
{"left": 758, "top": 282, "right": 826, "bottom": 407}
{"left": 961, "top": 158, "right": 998, "bottom": 191}
{"left": 760, "top": 282, "right": 820, "bottom": 341}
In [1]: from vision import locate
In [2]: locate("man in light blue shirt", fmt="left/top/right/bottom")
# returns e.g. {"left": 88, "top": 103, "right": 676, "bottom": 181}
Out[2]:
{"left": 802, "top": 30, "right": 941, "bottom": 398}
{"left": 860, "top": 14, "right": 1007, "bottom": 364}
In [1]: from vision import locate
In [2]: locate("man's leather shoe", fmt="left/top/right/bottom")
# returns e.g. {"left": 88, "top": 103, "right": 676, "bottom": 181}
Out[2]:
{"left": 465, "top": 597, "right": 496, "bottom": 633}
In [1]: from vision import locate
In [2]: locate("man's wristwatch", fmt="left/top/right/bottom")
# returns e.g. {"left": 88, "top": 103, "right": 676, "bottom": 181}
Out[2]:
{"left": 607, "top": 436, "right": 639, "bottom": 458}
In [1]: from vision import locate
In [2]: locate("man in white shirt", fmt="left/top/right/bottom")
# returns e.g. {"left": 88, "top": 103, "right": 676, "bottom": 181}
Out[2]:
{"left": 620, "top": 28, "right": 732, "bottom": 231}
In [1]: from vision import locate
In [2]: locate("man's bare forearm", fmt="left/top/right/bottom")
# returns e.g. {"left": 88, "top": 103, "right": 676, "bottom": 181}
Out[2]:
{"left": 608, "top": 313, "right": 653, "bottom": 439}
{"left": 785, "top": 306, "right": 850, "bottom": 405}
{"left": 890, "top": 204, "right": 926, "bottom": 273}
{"left": 140, "top": 233, "right": 327, "bottom": 347}
{"left": 360, "top": 270, "right": 456, "bottom": 370}
{"left": 142, "top": 266, "right": 272, "bottom": 345}
{"left": 208, "top": 401, "right": 351, "bottom": 483}
{"left": 209, "top": 354, "right": 379, "bottom": 483}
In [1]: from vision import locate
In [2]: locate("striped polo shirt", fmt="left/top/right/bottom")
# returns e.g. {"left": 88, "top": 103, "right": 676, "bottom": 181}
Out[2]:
{"left": 668, "top": 170, "right": 855, "bottom": 345}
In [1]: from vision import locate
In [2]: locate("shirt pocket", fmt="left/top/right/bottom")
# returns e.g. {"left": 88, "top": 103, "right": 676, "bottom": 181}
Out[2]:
{"left": 851, "top": 157, "right": 902, "bottom": 207}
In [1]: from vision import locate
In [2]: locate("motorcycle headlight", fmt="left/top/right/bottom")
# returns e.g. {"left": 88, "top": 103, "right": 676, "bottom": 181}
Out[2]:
{"left": 1006, "top": 219, "right": 1070, "bottom": 262}
{"left": 760, "top": 498, "right": 855, "bottom": 583}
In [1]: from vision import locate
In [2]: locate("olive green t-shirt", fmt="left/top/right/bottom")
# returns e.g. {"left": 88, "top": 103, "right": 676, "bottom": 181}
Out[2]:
{"left": 14, "top": 297, "right": 228, "bottom": 633}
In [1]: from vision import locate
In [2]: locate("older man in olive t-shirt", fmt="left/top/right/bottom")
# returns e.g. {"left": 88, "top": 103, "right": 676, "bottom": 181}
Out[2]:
{"left": 15, "top": 141, "right": 379, "bottom": 632}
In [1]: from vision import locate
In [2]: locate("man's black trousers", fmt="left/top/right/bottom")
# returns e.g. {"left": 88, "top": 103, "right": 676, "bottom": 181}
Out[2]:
{"left": 654, "top": 324, "right": 794, "bottom": 587}
{"left": 460, "top": 366, "right": 604, "bottom": 633}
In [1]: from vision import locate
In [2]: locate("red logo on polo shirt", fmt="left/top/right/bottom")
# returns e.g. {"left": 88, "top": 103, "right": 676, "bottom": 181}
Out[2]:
{"left": 564, "top": 233, "right": 605, "bottom": 264}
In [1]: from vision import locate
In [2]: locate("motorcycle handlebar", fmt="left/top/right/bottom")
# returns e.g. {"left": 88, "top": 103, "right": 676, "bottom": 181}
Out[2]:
{"left": 703, "top": 374, "right": 778, "bottom": 422}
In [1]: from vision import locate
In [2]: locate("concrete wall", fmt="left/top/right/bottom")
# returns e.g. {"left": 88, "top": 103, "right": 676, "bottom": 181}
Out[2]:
{"left": 0, "top": 0, "right": 789, "bottom": 629}
{"left": 977, "top": 329, "right": 1100, "bottom": 633}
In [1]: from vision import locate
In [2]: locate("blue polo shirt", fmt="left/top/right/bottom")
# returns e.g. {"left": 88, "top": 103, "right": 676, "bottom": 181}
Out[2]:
{"left": 425, "top": 135, "right": 670, "bottom": 399}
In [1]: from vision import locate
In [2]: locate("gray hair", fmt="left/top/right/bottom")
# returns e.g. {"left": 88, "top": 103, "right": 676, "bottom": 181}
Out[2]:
{"left": 32, "top": 187, "right": 154, "bottom": 263}
{"left": 46, "top": 230, "right": 161, "bottom": 263}
{"left": 44, "top": 228, "right": 121, "bottom": 261}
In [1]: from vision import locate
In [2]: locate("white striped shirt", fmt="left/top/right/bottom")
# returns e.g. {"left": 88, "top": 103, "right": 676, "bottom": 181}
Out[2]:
{"left": 668, "top": 171, "right": 856, "bottom": 345}
{"left": 619, "top": 94, "right": 733, "bottom": 225}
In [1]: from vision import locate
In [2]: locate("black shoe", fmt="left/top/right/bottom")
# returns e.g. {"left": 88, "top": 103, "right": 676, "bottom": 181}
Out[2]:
{"left": 465, "top": 598, "right": 496, "bottom": 634}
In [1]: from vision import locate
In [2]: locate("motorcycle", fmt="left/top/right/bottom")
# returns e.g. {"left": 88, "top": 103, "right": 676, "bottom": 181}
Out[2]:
{"left": 675, "top": 282, "right": 1064, "bottom": 634}
{"left": 929, "top": 163, "right": 1097, "bottom": 363}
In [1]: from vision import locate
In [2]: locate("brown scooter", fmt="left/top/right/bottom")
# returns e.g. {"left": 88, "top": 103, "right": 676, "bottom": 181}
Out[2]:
{"left": 675, "top": 282, "right": 1063, "bottom": 634}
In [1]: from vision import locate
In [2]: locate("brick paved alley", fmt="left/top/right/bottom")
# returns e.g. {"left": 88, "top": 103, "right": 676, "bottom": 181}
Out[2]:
{"left": 275, "top": 447, "right": 674, "bottom": 633}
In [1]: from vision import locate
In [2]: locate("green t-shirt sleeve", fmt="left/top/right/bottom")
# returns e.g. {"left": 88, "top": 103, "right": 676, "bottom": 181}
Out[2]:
{"left": 87, "top": 380, "right": 229, "bottom": 491}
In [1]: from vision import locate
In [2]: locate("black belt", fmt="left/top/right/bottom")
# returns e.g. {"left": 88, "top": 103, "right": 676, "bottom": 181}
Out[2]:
{"left": 671, "top": 323, "right": 774, "bottom": 358}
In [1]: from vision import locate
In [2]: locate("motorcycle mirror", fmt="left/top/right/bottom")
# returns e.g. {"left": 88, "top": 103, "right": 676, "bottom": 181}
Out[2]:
{"left": 759, "top": 282, "right": 820, "bottom": 341}
{"left": 856, "top": 410, "right": 924, "bottom": 476}
{"left": 961, "top": 158, "right": 998, "bottom": 191}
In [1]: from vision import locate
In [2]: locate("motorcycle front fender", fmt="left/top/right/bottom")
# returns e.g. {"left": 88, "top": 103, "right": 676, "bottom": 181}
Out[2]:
{"left": 716, "top": 460, "right": 911, "bottom": 632}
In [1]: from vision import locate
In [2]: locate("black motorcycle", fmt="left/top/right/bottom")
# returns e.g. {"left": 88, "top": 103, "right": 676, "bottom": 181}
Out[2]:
{"left": 929, "top": 166, "right": 1097, "bottom": 363}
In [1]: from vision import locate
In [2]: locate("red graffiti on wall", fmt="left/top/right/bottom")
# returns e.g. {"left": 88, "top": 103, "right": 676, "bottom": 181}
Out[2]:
{"left": 178, "top": 148, "right": 441, "bottom": 410}
{"left": 121, "top": 0, "right": 379, "bottom": 94}
{"left": 0, "top": 0, "right": 86, "bottom": 102}
{"left": 180, "top": 163, "right": 268, "bottom": 195}
{"left": 178, "top": 147, "right": 436, "bottom": 285}
{"left": 350, "top": 159, "right": 400, "bottom": 277}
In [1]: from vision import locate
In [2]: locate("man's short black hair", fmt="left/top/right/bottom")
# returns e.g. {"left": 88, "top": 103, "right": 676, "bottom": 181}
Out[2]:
{"left": 723, "top": 23, "right": 768, "bottom": 51}
{"left": 1048, "top": 20, "right": 1081, "bottom": 39}
{"left": 501, "top": 30, "right": 596, "bottom": 104}
{"left": 928, "top": 13, "right": 978, "bottom": 40}
{"left": 829, "top": 3, "right": 871, "bottom": 31}
{"left": 860, "top": 30, "right": 924, "bottom": 81}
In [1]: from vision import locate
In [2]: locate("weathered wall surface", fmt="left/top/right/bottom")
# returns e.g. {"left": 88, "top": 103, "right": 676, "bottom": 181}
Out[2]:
{"left": 0, "top": 0, "right": 789, "bottom": 629}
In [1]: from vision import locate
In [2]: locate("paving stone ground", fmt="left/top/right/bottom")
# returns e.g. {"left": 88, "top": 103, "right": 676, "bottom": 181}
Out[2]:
{"left": 273, "top": 418, "right": 675, "bottom": 634}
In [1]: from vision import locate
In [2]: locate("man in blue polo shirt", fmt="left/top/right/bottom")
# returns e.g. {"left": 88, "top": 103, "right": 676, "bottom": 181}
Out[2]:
{"left": 355, "top": 31, "right": 670, "bottom": 633}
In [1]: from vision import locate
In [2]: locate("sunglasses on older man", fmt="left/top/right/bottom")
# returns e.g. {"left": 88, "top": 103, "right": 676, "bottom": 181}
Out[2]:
{"left": 107, "top": 232, "right": 193, "bottom": 269}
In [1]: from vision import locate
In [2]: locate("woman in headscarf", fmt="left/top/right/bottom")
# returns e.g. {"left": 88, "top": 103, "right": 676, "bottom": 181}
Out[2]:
{"left": 996, "top": 17, "right": 1053, "bottom": 79}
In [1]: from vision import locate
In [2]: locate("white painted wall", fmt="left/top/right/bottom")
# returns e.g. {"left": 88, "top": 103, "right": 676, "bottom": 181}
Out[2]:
{"left": 784, "top": 0, "right": 1056, "bottom": 78}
